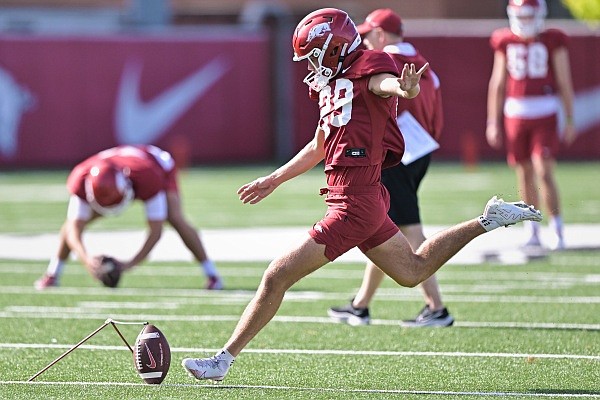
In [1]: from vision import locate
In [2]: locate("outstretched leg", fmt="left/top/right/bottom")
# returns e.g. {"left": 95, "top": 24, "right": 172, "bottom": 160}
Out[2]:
{"left": 367, "top": 196, "right": 542, "bottom": 288}
{"left": 182, "top": 236, "right": 329, "bottom": 381}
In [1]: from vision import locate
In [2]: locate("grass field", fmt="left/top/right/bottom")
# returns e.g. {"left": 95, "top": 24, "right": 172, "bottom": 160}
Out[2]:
{"left": 0, "top": 162, "right": 599, "bottom": 399}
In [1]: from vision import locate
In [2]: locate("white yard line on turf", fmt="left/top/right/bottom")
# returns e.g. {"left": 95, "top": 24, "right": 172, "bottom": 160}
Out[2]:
{"left": 1, "top": 381, "right": 599, "bottom": 398}
{"left": 1, "top": 343, "right": 599, "bottom": 360}
{"left": 0, "top": 311, "right": 598, "bottom": 331}
{"left": 2, "top": 286, "right": 600, "bottom": 304}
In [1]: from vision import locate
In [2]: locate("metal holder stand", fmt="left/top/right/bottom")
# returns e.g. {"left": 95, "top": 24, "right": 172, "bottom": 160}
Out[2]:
{"left": 28, "top": 318, "right": 148, "bottom": 382}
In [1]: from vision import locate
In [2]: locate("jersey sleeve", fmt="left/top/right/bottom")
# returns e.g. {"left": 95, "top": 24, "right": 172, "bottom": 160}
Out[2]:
{"left": 490, "top": 28, "right": 511, "bottom": 53}
{"left": 544, "top": 29, "right": 568, "bottom": 51}
{"left": 66, "top": 194, "right": 93, "bottom": 221}
{"left": 144, "top": 191, "right": 168, "bottom": 221}
{"left": 66, "top": 159, "right": 92, "bottom": 199}
{"left": 341, "top": 50, "right": 399, "bottom": 79}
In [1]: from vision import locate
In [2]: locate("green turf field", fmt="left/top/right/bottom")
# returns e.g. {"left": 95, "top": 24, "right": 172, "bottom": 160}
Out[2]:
{"left": 0, "top": 162, "right": 599, "bottom": 399}
{"left": 1, "top": 161, "right": 599, "bottom": 233}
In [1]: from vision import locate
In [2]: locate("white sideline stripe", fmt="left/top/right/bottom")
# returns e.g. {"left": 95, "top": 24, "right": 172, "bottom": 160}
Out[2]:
{"left": 1, "top": 381, "right": 598, "bottom": 399}
{"left": 0, "top": 311, "right": 598, "bottom": 331}
{"left": 1, "top": 343, "right": 598, "bottom": 360}
{"left": 2, "top": 286, "right": 600, "bottom": 304}
{"left": 1, "top": 381, "right": 598, "bottom": 398}
{"left": 1, "top": 224, "right": 599, "bottom": 266}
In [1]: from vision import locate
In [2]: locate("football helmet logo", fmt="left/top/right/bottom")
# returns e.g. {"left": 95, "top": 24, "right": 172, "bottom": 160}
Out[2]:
{"left": 507, "top": 0, "right": 547, "bottom": 38}
{"left": 84, "top": 162, "right": 134, "bottom": 216}
{"left": 292, "top": 8, "right": 362, "bottom": 92}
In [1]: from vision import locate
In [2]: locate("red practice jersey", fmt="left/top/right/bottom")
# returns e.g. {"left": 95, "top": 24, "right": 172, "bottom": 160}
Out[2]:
{"left": 318, "top": 49, "right": 404, "bottom": 172}
{"left": 67, "top": 145, "right": 177, "bottom": 202}
{"left": 490, "top": 27, "right": 567, "bottom": 99}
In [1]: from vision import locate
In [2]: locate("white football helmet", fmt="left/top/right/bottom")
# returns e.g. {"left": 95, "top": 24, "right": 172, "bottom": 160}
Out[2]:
{"left": 507, "top": 0, "right": 547, "bottom": 38}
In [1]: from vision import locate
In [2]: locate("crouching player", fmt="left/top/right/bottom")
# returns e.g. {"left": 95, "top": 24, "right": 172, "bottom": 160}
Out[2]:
{"left": 34, "top": 144, "right": 223, "bottom": 290}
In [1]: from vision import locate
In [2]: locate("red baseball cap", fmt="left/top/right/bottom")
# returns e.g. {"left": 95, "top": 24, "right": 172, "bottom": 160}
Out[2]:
{"left": 356, "top": 8, "right": 403, "bottom": 36}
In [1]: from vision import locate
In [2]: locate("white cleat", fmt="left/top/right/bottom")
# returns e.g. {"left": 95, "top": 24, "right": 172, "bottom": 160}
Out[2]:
{"left": 479, "top": 196, "right": 542, "bottom": 232}
{"left": 182, "top": 353, "right": 233, "bottom": 382}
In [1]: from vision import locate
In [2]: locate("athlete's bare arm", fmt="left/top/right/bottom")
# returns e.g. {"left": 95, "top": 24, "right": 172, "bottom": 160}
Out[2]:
{"left": 120, "top": 220, "right": 163, "bottom": 270}
{"left": 238, "top": 128, "right": 325, "bottom": 204}
{"left": 369, "top": 63, "right": 428, "bottom": 99}
{"left": 553, "top": 46, "right": 576, "bottom": 145}
{"left": 486, "top": 51, "right": 508, "bottom": 149}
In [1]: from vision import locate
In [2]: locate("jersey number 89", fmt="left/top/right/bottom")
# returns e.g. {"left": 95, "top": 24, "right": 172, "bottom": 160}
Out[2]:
{"left": 318, "top": 79, "right": 354, "bottom": 138}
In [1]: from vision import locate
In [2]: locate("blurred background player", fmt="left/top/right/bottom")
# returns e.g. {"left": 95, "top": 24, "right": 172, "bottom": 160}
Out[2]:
{"left": 34, "top": 144, "right": 223, "bottom": 290}
{"left": 328, "top": 8, "right": 453, "bottom": 328}
{"left": 486, "top": 0, "right": 575, "bottom": 251}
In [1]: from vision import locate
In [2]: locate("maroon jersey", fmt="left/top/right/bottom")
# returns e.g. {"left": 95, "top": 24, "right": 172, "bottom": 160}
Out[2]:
{"left": 490, "top": 27, "right": 567, "bottom": 99}
{"left": 317, "top": 49, "right": 404, "bottom": 172}
{"left": 67, "top": 145, "right": 176, "bottom": 202}
{"left": 385, "top": 42, "right": 443, "bottom": 141}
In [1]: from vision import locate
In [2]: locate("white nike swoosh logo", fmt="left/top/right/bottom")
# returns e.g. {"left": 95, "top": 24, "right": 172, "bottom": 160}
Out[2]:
{"left": 144, "top": 343, "right": 157, "bottom": 369}
{"left": 115, "top": 56, "right": 231, "bottom": 144}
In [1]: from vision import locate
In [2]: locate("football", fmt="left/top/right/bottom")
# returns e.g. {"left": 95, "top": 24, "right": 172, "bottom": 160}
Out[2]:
{"left": 97, "top": 255, "right": 121, "bottom": 288}
{"left": 133, "top": 324, "right": 171, "bottom": 384}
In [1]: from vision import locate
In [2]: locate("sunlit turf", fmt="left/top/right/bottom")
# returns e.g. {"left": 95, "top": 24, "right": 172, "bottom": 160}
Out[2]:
{"left": 1, "top": 162, "right": 599, "bottom": 233}
{"left": 1, "top": 253, "right": 599, "bottom": 399}
{"left": 0, "top": 162, "right": 599, "bottom": 398}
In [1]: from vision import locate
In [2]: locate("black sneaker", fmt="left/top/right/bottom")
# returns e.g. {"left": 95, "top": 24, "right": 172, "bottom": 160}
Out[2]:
{"left": 327, "top": 300, "right": 370, "bottom": 326}
{"left": 401, "top": 305, "right": 454, "bottom": 327}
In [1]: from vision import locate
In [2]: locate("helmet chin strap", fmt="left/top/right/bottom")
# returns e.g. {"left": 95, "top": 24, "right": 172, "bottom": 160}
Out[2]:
{"left": 296, "top": 32, "right": 361, "bottom": 92}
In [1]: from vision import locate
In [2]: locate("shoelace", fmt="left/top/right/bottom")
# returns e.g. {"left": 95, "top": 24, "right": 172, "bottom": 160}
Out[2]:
{"left": 193, "top": 356, "right": 224, "bottom": 370}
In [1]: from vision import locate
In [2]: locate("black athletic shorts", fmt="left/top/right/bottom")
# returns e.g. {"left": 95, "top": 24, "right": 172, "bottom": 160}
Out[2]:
{"left": 381, "top": 154, "right": 431, "bottom": 226}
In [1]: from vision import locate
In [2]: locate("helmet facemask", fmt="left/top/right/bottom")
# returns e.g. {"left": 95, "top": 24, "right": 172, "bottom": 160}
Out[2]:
{"left": 294, "top": 34, "right": 337, "bottom": 92}
{"left": 507, "top": 1, "right": 546, "bottom": 38}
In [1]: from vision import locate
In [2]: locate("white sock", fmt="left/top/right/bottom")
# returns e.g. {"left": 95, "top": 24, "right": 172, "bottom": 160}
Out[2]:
{"left": 478, "top": 215, "right": 501, "bottom": 232}
{"left": 217, "top": 349, "right": 235, "bottom": 367}
{"left": 201, "top": 259, "right": 218, "bottom": 277}
{"left": 525, "top": 220, "right": 541, "bottom": 240}
{"left": 549, "top": 215, "right": 564, "bottom": 240}
{"left": 47, "top": 258, "right": 65, "bottom": 277}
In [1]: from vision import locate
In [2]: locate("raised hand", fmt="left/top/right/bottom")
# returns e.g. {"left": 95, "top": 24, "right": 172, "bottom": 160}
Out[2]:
{"left": 398, "top": 62, "right": 429, "bottom": 92}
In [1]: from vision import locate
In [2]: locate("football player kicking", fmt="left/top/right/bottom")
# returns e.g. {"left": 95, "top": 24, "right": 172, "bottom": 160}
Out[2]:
{"left": 34, "top": 144, "right": 223, "bottom": 290}
{"left": 182, "top": 8, "right": 542, "bottom": 382}
{"left": 486, "top": 0, "right": 575, "bottom": 251}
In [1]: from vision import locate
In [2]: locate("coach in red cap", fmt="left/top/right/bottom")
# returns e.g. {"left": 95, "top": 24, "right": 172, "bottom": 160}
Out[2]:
{"left": 356, "top": 8, "right": 403, "bottom": 36}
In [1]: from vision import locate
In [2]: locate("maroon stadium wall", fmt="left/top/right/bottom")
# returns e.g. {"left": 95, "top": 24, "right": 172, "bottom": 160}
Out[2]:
{"left": 0, "top": 32, "right": 598, "bottom": 168}
{"left": 0, "top": 32, "right": 272, "bottom": 168}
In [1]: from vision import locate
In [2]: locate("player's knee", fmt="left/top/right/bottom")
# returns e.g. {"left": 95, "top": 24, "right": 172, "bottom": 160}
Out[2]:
{"left": 397, "top": 276, "right": 420, "bottom": 288}
{"left": 261, "top": 263, "right": 292, "bottom": 293}
{"left": 390, "top": 264, "right": 423, "bottom": 288}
